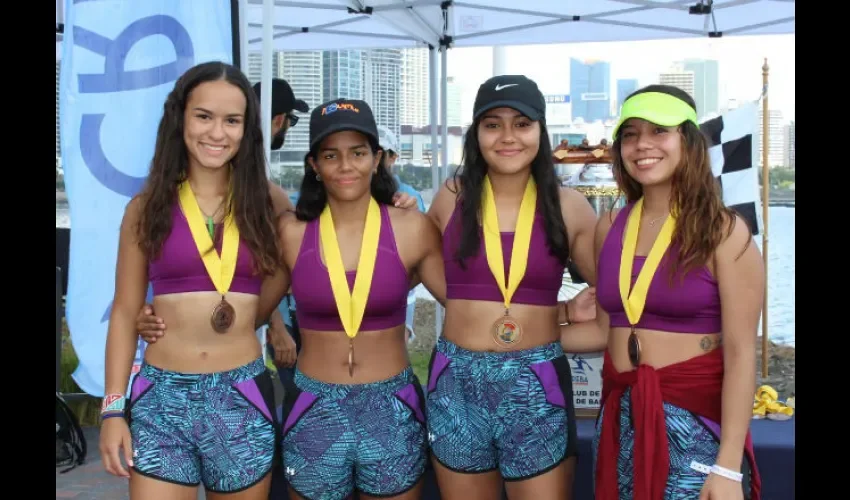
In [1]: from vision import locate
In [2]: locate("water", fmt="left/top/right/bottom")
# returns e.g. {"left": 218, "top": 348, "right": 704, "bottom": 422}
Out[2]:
{"left": 55, "top": 202, "right": 795, "bottom": 346}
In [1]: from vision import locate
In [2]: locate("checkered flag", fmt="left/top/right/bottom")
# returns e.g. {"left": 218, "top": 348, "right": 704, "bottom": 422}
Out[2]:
{"left": 700, "top": 101, "right": 763, "bottom": 235}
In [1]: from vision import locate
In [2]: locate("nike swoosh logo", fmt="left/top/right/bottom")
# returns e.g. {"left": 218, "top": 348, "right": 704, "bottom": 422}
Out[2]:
{"left": 495, "top": 84, "right": 518, "bottom": 91}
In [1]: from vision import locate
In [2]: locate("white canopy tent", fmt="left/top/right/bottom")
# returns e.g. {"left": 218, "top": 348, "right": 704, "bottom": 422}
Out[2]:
{"left": 241, "top": 0, "right": 793, "bottom": 336}
{"left": 241, "top": 0, "right": 795, "bottom": 189}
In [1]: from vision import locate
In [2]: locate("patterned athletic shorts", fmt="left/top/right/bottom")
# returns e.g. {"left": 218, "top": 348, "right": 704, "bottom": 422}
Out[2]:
{"left": 426, "top": 338, "right": 578, "bottom": 480}
{"left": 281, "top": 367, "right": 427, "bottom": 500}
{"left": 127, "top": 357, "right": 277, "bottom": 493}
{"left": 591, "top": 387, "right": 753, "bottom": 499}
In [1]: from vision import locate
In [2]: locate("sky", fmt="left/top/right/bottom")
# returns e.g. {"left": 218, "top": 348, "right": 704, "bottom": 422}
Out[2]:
{"left": 445, "top": 34, "right": 795, "bottom": 125}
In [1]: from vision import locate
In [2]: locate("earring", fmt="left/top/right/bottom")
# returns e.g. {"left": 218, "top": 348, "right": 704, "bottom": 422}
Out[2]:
{"left": 315, "top": 172, "right": 321, "bottom": 181}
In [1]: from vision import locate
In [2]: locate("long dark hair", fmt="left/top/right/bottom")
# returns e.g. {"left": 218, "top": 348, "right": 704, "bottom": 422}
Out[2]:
{"left": 449, "top": 117, "right": 569, "bottom": 268}
{"left": 295, "top": 135, "right": 398, "bottom": 221}
{"left": 612, "top": 84, "right": 743, "bottom": 278}
{"left": 135, "top": 61, "right": 279, "bottom": 276}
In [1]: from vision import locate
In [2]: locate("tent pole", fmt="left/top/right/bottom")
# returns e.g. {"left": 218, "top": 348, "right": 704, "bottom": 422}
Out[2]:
{"left": 429, "top": 46, "right": 439, "bottom": 193}
{"left": 441, "top": 47, "right": 449, "bottom": 183}
{"left": 238, "top": 0, "right": 249, "bottom": 76}
{"left": 261, "top": 0, "right": 274, "bottom": 176}
{"left": 760, "top": 58, "right": 769, "bottom": 378}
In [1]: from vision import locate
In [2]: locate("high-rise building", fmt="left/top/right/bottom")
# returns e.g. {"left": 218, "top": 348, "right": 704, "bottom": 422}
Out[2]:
{"left": 681, "top": 59, "right": 719, "bottom": 117}
{"left": 323, "top": 50, "right": 364, "bottom": 102}
{"left": 400, "top": 48, "right": 429, "bottom": 127}
{"left": 757, "top": 109, "right": 785, "bottom": 168}
{"left": 245, "top": 51, "right": 281, "bottom": 84}
{"left": 56, "top": 61, "right": 61, "bottom": 158}
{"left": 784, "top": 121, "right": 795, "bottom": 169}
{"left": 446, "top": 77, "right": 463, "bottom": 127}
{"left": 570, "top": 58, "right": 610, "bottom": 122}
{"left": 276, "top": 51, "right": 323, "bottom": 164}
{"left": 616, "top": 78, "right": 639, "bottom": 111}
{"left": 659, "top": 64, "right": 695, "bottom": 101}
{"left": 363, "top": 49, "right": 403, "bottom": 141}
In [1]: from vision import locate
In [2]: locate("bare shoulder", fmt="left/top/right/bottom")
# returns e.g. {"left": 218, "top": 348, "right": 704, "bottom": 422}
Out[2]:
{"left": 432, "top": 178, "right": 461, "bottom": 206}
{"left": 276, "top": 210, "right": 305, "bottom": 238}
{"left": 387, "top": 204, "right": 437, "bottom": 236}
{"left": 268, "top": 181, "right": 294, "bottom": 215}
{"left": 594, "top": 207, "right": 622, "bottom": 252}
{"left": 428, "top": 178, "right": 461, "bottom": 229}
{"left": 717, "top": 213, "right": 759, "bottom": 261}
{"left": 121, "top": 195, "right": 145, "bottom": 230}
{"left": 558, "top": 186, "right": 596, "bottom": 215}
{"left": 558, "top": 186, "right": 598, "bottom": 227}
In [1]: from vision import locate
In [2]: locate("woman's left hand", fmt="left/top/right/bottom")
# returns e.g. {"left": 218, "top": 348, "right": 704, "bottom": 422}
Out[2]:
{"left": 699, "top": 474, "right": 744, "bottom": 500}
{"left": 567, "top": 286, "right": 597, "bottom": 323}
{"left": 393, "top": 192, "right": 418, "bottom": 210}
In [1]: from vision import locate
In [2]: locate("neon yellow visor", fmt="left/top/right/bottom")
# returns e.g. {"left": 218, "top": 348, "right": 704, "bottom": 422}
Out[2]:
{"left": 613, "top": 91, "right": 699, "bottom": 138}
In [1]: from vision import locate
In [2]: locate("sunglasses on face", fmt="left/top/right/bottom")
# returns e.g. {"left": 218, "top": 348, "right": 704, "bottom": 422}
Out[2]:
{"left": 287, "top": 113, "right": 299, "bottom": 127}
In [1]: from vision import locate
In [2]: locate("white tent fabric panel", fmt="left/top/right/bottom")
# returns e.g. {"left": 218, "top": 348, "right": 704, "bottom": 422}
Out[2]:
{"left": 242, "top": 0, "right": 794, "bottom": 53}
{"left": 450, "top": 0, "right": 795, "bottom": 47}
{"left": 243, "top": 0, "right": 439, "bottom": 51}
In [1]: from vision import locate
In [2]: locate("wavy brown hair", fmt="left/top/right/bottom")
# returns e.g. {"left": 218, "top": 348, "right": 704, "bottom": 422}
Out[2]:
{"left": 135, "top": 61, "right": 279, "bottom": 276}
{"left": 612, "top": 84, "right": 746, "bottom": 279}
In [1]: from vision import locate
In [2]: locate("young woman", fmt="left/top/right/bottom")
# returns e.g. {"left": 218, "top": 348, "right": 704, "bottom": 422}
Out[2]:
{"left": 135, "top": 98, "right": 445, "bottom": 499}
{"left": 100, "top": 61, "right": 292, "bottom": 499}
{"left": 426, "top": 75, "right": 599, "bottom": 500}
{"left": 252, "top": 98, "right": 446, "bottom": 500}
{"left": 586, "top": 84, "right": 764, "bottom": 500}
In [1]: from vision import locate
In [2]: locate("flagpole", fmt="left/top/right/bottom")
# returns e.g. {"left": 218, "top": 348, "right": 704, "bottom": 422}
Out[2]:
{"left": 761, "top": 58, "right": 770, "bottom": 378}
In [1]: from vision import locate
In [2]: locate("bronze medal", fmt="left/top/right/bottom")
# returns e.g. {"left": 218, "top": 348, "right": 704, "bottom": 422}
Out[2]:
{"left": 211, "top": 296, "right": 235, "bottom": 333}
{"left": 492, "top": 311, "right": 523, "bottom": 348}
{"left": 627, "top": 326, "right": 641, "bottom": 367}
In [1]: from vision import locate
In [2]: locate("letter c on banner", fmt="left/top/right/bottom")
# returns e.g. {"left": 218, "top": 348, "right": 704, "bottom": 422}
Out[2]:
{"left": 74, "top": 15, "right": 195, "bottom": 197}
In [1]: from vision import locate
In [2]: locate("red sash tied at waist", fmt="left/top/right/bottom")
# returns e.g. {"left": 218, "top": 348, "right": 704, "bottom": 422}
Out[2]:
{"left": 594, "top": 348, "right": 761, "bottom": 500}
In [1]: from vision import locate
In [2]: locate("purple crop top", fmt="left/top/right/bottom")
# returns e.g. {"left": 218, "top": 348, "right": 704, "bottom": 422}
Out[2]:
{"left": 596, "top": 202, "right": 722, "bottom": 334}
{"left": 442, "top": 201, "right": 564, "bottom": 306}
{"left": 148, "top": 203, "right": 263, "bottom": 296}
{"left": 290, "top": 203, "right": 409, "bottom": 332}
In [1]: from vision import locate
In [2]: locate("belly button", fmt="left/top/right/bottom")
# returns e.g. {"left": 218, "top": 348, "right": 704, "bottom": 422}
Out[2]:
{"left": 200, "top": 352, "right": 208, "bottom": 359}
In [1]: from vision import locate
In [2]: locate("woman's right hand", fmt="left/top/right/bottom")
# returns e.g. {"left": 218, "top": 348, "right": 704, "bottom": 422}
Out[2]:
{"left": 99, "top": 417, "right": 134, "bottom": 477}
{"left": 136, "top": 304, "right": 166, "bottom": 343}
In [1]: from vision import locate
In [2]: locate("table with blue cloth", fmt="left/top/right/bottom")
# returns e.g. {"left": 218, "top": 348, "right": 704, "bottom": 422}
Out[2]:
{"left": 270, "top": 415, "right": 794, "bottom": 499}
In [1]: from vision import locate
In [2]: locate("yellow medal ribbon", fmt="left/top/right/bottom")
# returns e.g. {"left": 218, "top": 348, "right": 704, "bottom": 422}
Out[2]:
{"left": 619, "top": 197, "right": 676, "bottom": 326}
{"left": 319, "top": 197, "right": 381, "bottom": 340}
{"left": 482, "top": 175, "right": 537, "bottom": 313}
{"left": 752, "top": 385, "right": 794, "bottom": 419}
{"left": 177, "top": 181, "right": 239, "bottom": 297}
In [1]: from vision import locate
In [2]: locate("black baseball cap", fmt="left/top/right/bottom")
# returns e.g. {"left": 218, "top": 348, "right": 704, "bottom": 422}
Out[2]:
{"left": 309, "top": 99, "right": 379, "bottom": 151}
{"left": 473, "top": 75, "right": 546, "bottom": 121}
{"left": 252, "top": 78, "right": 309, "bottom": 117}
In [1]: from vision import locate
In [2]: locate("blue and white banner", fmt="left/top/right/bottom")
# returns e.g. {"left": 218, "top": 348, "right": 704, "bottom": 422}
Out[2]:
{"left": 60, "top": 0, "right": 237, "bottom": 396}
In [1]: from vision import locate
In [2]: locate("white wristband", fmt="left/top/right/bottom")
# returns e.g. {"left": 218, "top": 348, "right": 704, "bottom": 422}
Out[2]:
{"left": 710, "top": 464, "right": 743, "bottom": 482}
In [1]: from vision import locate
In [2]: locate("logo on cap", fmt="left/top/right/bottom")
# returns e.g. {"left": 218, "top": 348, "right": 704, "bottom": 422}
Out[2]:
{"left": 322, "top": 102, "right": 360, "bottom": 115}
{"left": 495, "top": 83, "right": 518, "bottom": 91}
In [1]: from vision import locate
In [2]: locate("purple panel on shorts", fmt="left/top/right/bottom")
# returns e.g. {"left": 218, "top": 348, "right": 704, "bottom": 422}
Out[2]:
{"left": 530, "top": 361, "right": 566, "bottom": 408}
{"left": 427, "top": 352, "right": 450, "bottom": 393}
{"left": 395, "top": 384, "right": 426, "bottom": 424}
{"left": 130, "top": 374, "right": 153, "bottom": 403}
{"left": 283, "top": 392, "right": 318, "bottom": 435}
{"left": 233, "top": 379, "right": 273, "bottom": 422}
{"left": 699, "top": 416, "right": 721, "bottom": 440}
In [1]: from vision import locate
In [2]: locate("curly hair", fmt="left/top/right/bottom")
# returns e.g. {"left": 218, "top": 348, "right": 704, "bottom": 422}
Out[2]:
{"left": 135, "top": 61, "right": 279, "bottom": 276}
{"left": 612, "top": 84, "right": 746, "bottom": 279}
